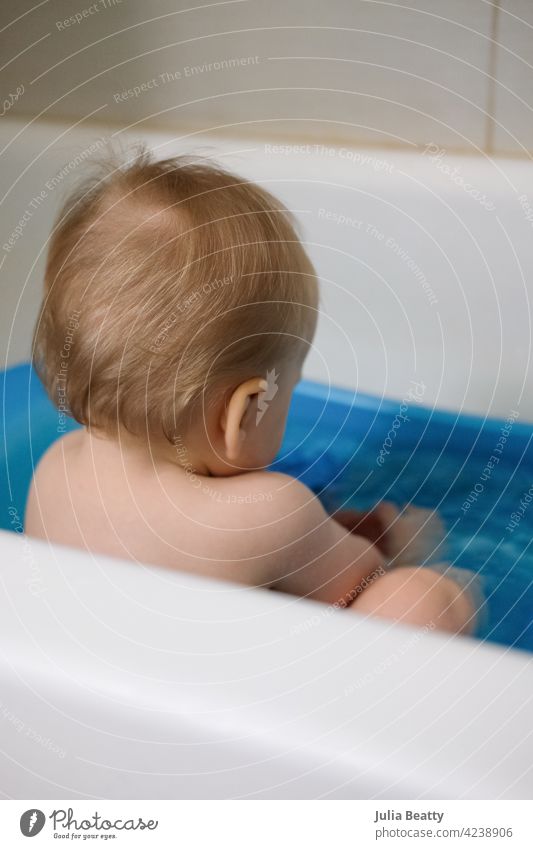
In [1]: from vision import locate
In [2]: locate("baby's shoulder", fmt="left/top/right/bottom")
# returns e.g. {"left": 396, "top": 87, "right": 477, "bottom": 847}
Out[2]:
{"left": 213, "top": 470, "right": 328, "bottom": 532}
{"left": 31, "top": 430, "right": 83, "bottom": 481}
{"left": 24, "top": 430, "right": 85, "bottom": 534}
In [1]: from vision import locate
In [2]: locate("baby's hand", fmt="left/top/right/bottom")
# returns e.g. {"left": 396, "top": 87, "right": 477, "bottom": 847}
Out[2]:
{"left": 333, "top": 502, "right": 446, "bottom": 566}
{"left": 333, "top": 502, "right": 399, "bottom": 556}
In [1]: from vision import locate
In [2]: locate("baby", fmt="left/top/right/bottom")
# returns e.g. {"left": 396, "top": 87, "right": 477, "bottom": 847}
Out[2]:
{"left": 25, "top": 149, "right": 477, "bottom": 634}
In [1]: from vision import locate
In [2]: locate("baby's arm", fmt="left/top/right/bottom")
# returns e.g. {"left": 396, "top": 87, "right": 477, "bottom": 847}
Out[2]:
{"left": 264, "top": 474, "right": 386, "bottom": 606}
{"left": 246, "top": 474, "right": 476, "bottom": 634}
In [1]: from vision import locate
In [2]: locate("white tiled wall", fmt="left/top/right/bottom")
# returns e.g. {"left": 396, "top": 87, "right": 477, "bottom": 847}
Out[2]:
{"left": 0, "top": 0, "right": 509, "bottom": 154}
{"left": 492, "top": 0, "right": 533, "bottom": 155}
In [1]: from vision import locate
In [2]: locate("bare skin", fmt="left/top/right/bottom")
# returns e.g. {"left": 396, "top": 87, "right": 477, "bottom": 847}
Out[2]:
{"left": 25, "top": 363, "right": 477, "bottom": 634}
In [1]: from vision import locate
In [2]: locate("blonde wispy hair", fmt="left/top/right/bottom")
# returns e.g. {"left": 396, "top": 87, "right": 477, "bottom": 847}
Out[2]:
{"left": 33, "top": 147, "right": 318, "bottom": 441}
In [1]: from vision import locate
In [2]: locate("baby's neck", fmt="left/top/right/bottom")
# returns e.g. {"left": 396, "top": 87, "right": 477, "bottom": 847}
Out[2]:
{"left": 86, "top": 426, "right": 213, "bottom": 476}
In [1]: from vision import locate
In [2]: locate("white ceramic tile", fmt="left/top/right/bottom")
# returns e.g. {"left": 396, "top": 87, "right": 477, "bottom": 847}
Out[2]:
{"left": 492, "top": 0, "right": 533, "bottom": 155}
{"left": 0, "top": 0, "right": 493, "bottom": 151}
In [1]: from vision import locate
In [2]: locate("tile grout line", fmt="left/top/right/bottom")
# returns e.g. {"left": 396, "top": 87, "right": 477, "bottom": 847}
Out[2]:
{"left": 485, "top": 0, "right": 501, "bottom": 154}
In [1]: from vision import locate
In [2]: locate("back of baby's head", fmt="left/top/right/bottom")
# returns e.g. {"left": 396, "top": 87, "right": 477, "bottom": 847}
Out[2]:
{"left": 34, "top": 147, "right": 318, "bottom": 440}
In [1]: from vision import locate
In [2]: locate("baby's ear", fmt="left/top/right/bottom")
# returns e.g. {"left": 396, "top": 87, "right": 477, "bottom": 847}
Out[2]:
{"left": 220, "top": 377, "right": 267, "bottom": 461}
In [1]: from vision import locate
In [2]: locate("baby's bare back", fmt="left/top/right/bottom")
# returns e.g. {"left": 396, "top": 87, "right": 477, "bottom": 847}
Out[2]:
{"left": 25, "top": 428, "right": 387, "bottom": 605}
{"left": 25, "top": 429, "right": 299, "bottom": 589}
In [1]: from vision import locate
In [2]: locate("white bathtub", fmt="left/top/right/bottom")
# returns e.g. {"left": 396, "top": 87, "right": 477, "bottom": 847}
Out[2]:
{"left": 1, "top": 118, "right": 532, "bottom": 798}
{"left": 1, "top": 529, "right": 532, "bottom": 799}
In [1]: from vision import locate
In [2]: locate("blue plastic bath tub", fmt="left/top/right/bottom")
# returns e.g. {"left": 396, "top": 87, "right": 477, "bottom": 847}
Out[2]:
{"left": 2, "top": 364, "right": 532, "bottom": 651}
